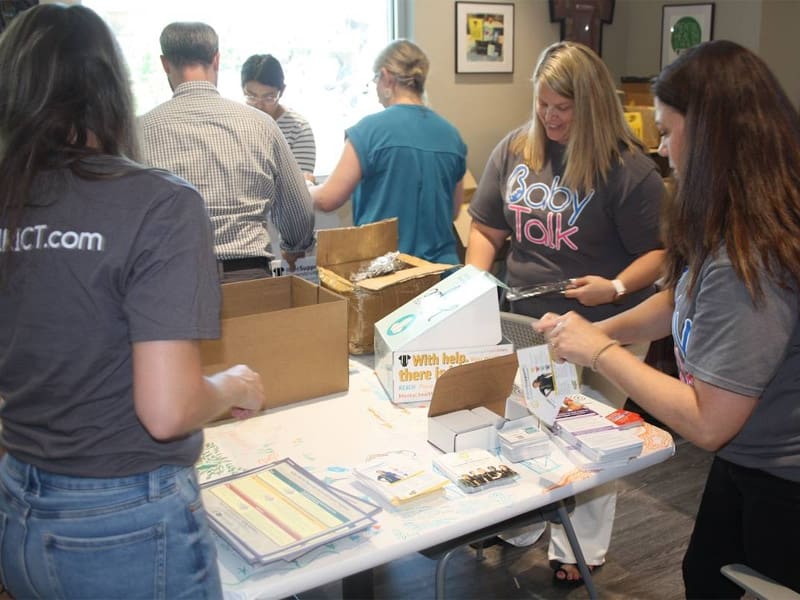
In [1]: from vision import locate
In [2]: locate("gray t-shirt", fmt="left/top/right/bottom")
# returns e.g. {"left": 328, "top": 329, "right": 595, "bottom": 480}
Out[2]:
{"left": 673, "top": 251, "right": 800, "bottom": 481}
{"left": 469, "top": 126, "right": 664, "bottom": 320}
{"left": 0, "top": 159, "right": 221, "bottom": 477}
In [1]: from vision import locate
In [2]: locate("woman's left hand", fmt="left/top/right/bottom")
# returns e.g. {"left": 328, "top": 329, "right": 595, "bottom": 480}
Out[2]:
{"left": 563, "top": 275, "right": 617, "bottom": 306}
{"left": 536, "top": 311, "right": 615, "bottom": 367}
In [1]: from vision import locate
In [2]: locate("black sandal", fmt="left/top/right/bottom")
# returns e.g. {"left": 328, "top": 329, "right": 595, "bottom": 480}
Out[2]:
{"left": 550, "top": 559, "right": 599, "bottom": 587}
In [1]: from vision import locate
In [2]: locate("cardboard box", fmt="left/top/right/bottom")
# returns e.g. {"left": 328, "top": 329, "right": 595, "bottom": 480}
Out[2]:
{"left": 453, "top": 203, "right": 472, "bottom": 264}
{"left": 317, "top": 219, "right": 452, "bottom": 354}
{"left": 199, "top": 276, "right": 349, "bottom": 412}
{"left": 374, "top": 265, "right": 504, "bottom": 399}
{"left": 463, "top": 168, "right": 478, "bottom": 204}
{"left": 453, "top": 169, "right": 478, "bottom": 263}
{"left": 426, "top": 353, "right": 520, "bottom": 451}
{"left": 383, "top": 343, "right": 514, "bottom": 404}
{"left": 620, "top": 80, "right": 653, "bottom": 107}
{"left": 624, "top": 105, "right": 660, "bottom": 150}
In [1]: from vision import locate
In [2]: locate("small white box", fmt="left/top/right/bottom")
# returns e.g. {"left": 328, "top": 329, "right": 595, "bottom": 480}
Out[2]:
{"left": 428, "top": 408, "right": 500, "bottom": 453}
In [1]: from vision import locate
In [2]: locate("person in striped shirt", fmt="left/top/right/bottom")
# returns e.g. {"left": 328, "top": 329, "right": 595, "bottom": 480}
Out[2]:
{"left": 242, "top": 54, "right": 317, "bottom": 182}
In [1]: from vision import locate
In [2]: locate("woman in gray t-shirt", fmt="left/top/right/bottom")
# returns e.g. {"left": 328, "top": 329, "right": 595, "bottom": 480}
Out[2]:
{"left": 468, "top": 41, "right": 665, "bottom": 585}
{"left": 0, "top": 7, "right": 264, "bottom": 598}
{"left": 540, "top": 41, "right": 800, "bottom": 596}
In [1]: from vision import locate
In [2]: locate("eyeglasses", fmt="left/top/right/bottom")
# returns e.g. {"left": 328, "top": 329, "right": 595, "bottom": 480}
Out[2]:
{"left": 244, "top": 92, "right": 280, "bottom": 105}
{"left": 372, "top": 72, "right": 381, "bottom": 83}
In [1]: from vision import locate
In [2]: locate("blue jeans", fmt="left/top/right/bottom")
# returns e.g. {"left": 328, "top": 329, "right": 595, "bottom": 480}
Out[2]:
{"left": 0, "top": 453, "right": 223, "bottom": 599}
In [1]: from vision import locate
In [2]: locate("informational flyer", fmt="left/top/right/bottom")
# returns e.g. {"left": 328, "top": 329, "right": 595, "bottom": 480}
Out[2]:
{"left": 201, "top": 458, "right": 379, "bottom": 565}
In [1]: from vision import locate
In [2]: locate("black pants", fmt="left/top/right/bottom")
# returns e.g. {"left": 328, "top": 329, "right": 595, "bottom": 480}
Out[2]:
{"left": 683, "top": 456, "right": 800, "bottom": 598}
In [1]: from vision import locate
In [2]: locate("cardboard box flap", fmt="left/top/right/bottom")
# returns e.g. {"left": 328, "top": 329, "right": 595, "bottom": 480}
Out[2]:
{"left": 463, "top": 169, "right": 477, "bottom": 200}
{"left": 428, "top": 353, "right": 518, "bottom": 418}
{"left": 354, "top": 254, "right": 453, "bottom": 291}
{"left": 317, "top": 218, "right": 399, "bottom": 267}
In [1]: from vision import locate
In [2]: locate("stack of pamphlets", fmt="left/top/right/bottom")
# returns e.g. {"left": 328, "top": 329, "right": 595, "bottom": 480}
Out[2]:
{"left": 352, "top": 454, "right": 450, "bottom": 506}
{"left": 497, "top": 416, "right": 551, "bottom": 462}
{"left": 433, "top": 448, "right": 519, "bottom": 493}
{"left": 201, "top": 458, "right": 379, "bottom": 566}
{"left": 551, "top": 394, "right": 643, "bottom": 464}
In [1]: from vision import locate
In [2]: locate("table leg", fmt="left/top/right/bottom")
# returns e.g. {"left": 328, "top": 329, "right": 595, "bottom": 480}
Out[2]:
{"left": 555, "top": 502, "right": 599, "bottom": 600}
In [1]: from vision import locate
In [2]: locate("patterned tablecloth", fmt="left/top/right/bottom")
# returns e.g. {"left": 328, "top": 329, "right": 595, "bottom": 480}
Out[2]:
{"left": 199, "top": 358, "right": 674, "bottom": 600}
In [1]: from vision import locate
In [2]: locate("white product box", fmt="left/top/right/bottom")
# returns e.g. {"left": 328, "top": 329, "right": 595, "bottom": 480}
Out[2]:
{"left": 270, "top": 256, "right": 319, "bottom": 285}
{"left": 384, "top": 344, "right": 513, "bottom": 404}
{"left": 374, "top": 265, "right": 503, "bottom": 401}
{"left": 428, "top": 407, "right": 502, "bottom": 453}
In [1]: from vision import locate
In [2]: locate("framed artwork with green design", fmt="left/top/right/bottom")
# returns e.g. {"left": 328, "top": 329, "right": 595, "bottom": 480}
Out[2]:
{"left": 661, "top": 3, "right": 714, "bottom": 70}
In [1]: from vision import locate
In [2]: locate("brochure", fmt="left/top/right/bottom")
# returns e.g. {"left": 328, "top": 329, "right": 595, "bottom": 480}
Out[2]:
{"left": 516, "top": 344, "right": 581, "bottom": 426}
{"left": 201, "top": 457, "right": 379, "bottom": 565}
{"left": 352, "top": 454, "right": 450, "bottom": 506}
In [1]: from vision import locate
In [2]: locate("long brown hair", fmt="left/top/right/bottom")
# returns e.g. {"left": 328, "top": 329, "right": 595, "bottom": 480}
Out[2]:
{"left": 653, "top": 40, "right": 800, "bottom": 303}
{"left": 0, "top": 4, "right": 140, "bottom": 280}
{"left": 511, "top": 41, "right": 643, "bottom": 193}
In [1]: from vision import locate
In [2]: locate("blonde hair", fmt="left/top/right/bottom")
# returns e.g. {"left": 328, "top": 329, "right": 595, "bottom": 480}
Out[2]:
{"left": 373, "top": 39, "right": 429, "bottom": 96}
{"left": 511, "top": 42, "right": 643, "bottom": 192}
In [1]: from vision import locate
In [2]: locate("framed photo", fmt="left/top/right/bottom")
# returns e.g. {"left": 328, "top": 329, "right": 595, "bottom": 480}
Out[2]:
{"left": 455, "top": 2, "right": 514, "bottom": 74}
{"left": 549, "top": 0, "right": 615, "bottom": 57}
{"left": 660, "top": 3, "right": 714, "bottom": 69}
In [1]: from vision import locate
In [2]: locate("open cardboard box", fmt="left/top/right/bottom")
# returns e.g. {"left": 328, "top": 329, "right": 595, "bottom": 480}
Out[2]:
{"left": 624, "top": 104, "right": 660, "bottom": 150}
{"left": 317, "top": 218, "right": 453, "bottom": 354}
{"left": 453, "top": 169, "right": 477, "bottom": 263}
{"left": 427, "top": 353, "right": 519, "bottom": 452}
{"left": 200, "top": 276, "right": 349, "bottom": 415}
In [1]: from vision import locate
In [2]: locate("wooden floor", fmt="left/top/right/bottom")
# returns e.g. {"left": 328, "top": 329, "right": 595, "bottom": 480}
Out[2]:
{"left": 296, "top": 435, "right": 713, "bottom": 600}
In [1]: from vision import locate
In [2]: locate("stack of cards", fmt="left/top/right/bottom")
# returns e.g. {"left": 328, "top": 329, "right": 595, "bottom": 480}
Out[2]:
{"left": 552, "top": 395, "right": 643, "bottom": 464}
{"left": 433, "top": 448, "right": 519, "bottom": 493}
{"left": 497, "top": 417, "right": 551, "bottom": 462}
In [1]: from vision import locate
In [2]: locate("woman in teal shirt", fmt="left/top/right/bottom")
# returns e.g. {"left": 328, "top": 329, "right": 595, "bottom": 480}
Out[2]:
{"left": 311, "top": 40, "right": 467, "bottom": 265}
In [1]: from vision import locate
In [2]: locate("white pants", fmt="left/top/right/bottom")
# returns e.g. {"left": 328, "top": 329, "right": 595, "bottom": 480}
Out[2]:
{"left": 500, "top": 342, "right": 650, "bottom": 566}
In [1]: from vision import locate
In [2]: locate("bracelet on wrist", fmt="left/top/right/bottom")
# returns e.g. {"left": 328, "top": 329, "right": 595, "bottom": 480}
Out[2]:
{"left": 591, "top": 340, "right": 620, "bottom": 372}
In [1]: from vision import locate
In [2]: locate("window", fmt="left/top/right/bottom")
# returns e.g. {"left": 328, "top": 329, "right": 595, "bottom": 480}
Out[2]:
{"left": 85, "top": 0, "right": 399, "bottom": 174}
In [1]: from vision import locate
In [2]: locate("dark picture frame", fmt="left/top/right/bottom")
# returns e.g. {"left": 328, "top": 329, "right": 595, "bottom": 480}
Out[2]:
{"left": 455, "top": 2, "right": 514, "bottom": 74}
{"left": 661, "top": 3, "right": 715, "bottom": 69}
{"left": 549, "top": 0, "right": 615, "bottom": 57}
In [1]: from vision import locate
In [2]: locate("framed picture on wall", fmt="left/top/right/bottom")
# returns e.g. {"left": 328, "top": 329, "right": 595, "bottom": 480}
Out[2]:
{"left": 455, "top": 2, "right": 514, "bottom": 73}
{"left": 660, "top": 3, "right": 714, "bottom": 69}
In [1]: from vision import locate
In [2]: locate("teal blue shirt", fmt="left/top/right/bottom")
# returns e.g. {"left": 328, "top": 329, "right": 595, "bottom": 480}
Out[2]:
{"left": 346, "top": 104, "right": 467, "bottom": 264}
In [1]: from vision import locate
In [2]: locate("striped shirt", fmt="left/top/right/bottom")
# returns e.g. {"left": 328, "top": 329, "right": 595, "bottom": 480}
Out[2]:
{"left": 277, "top": 108, "right": 316, "bottom": 175}
{"left": 140, "top": 81, "right": 314, "bottom": 259}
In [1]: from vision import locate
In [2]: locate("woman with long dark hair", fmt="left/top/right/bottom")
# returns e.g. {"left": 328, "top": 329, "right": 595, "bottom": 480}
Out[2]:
{"left": 539, "top": 40, "right": 800, "bottom": 596}
{"left": 0, "top": 5, "right": 263, "bottom": 597}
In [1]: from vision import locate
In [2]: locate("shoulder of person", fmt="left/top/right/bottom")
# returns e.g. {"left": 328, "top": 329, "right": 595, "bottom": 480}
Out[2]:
{"left": 279, "top": 107, "right": 311, "bottom": 126}
{"left": 121, "top": 165, "right": 203, "bottom": 203}
{"left": 608, "top": 144, "right": 663, "bottom": 188}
